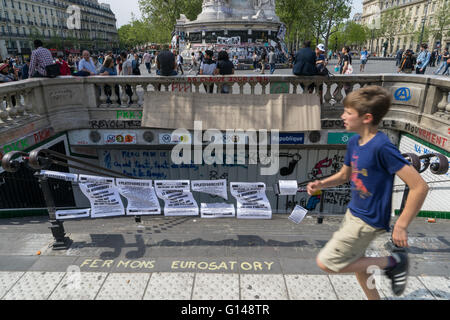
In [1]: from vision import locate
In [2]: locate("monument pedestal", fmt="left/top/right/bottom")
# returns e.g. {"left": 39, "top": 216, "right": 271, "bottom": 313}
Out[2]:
{"left": 175, "top": 0, "right": 282, "bottom": 57}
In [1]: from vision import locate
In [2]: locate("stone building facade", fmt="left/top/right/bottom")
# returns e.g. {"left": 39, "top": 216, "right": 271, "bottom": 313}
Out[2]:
{"left": 361, "top": 0, "right": 449, "bottom": 55}
{"left": 0, "top": 0, "right": 119, "bottom": 59}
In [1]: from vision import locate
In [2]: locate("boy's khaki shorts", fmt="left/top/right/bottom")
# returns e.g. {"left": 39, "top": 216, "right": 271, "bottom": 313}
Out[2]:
{"left": 317, "top": 209, "right": 386, "bottom": 272}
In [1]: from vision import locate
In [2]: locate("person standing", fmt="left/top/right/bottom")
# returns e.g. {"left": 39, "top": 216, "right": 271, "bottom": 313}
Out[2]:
{"left": 415, "top": 43, "right": 431, "bottom": 74}
{"left": 252, "top": 51, "right": 259, "bottom": 71}
{"left": 214, "top": 50, "right": 234, "bottom": 93}
{"left": 120, "top": 51, "right": 134, "bottom": 104}
{"left": 308, "top": 85, "right": 429, "bottom": 300}
{"left": 395, "top": 49, "right": 403, "bottom": 67}
{"left": 398, "top": 49, "right": 416, "bottom": 74}
{"left": 434, "top": 48, "right": 449, "bottom": 75}
{"left": 360, "top": 47, "right": 369, "bottom": 72}
{"left": 268, "top": 47, "right": 276, "bottom": 74}
{"left": 176, "top": 52, "right": 184, "bottom": 75}
{"left": 20, "top": 59, "right": 30, "bottom": 80}
{"left": 199, "top": 50, "right": 216, "bottom": 93}
{"left": 188, "top": 52, "right": 199, "bottom": 75}
{"left": 143, "top": 51, "right": 152, "bottom": 74}
{"left": 29, "top": 39, "right": 54, "bottom": 78}
{"left": 260, "top": 48, "right": 267, "bottom": 74}
{"left": 430, "top": 49, "right": 437, "bottom": 67}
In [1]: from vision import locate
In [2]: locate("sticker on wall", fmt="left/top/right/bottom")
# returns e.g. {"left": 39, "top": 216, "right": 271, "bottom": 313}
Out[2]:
{"left": 104, "top": 133, "right": 137, "bottom": 144}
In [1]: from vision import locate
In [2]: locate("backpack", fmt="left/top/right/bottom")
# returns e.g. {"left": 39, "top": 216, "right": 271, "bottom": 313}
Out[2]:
{"left": 401, "top": 56, "right": 413, "bottom": 70}
{"left": 45, "top": 63, "right": 60, "bottom": 78}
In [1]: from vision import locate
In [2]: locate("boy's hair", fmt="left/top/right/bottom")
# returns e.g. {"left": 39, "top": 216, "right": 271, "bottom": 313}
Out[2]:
{"left": 343, "top": 85, "right": 391, "bottom": 126}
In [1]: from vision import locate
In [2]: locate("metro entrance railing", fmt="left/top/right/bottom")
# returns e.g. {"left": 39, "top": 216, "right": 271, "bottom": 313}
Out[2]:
{"left": 1, "top": 148, "right": 447, "bottom": 250}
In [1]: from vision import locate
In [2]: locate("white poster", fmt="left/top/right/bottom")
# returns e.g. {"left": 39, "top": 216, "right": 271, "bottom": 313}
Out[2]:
{"left": 200, "top": 203, "right": 235, "bottom": 218}
{"left": 288, "top": 205, "right": 308, "bottom": 224}
{"left": 55, "top": 208, "right": 90, "bottom": 220}
{"left": 78, "top": 174, "right": 125, "bottom": 218}
{"left": 154, "top": 180, "right": 199, "bottom": 216}
{"left": 116, "top": 178, "right": 161, "bottom": 216}
{"left": 278, "top": 180, "right": 298, "bottom": 195}
{"left": 192, "top": 179, "right": 228, "bottom": 200}
{"left": 40, "top": 170, "right": 78, "bottom": 182}
{"left": 230, "top": 182, "right": 272, "bottom": 219}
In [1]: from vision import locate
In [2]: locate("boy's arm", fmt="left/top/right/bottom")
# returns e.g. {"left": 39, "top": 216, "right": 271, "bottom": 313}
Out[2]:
{"left": 392, "top": 164, "right": 429, "bottom": 247}
{"left": 307, "top": 164, "right": 352, "bottom": 195}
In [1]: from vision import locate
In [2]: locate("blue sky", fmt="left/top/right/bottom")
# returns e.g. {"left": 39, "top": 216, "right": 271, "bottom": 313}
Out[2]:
{"left": 101, "top": 0, "right": 363, "bottom": 28}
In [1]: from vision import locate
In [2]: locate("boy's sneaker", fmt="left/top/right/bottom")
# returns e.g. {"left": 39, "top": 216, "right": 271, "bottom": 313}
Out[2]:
{"left": 384, "top": 251, "right": 409, "bottom": 296}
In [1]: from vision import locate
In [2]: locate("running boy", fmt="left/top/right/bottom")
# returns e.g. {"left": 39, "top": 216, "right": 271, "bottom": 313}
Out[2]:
{"left": 307, "top": 85, "right": 429, "bottom": 300}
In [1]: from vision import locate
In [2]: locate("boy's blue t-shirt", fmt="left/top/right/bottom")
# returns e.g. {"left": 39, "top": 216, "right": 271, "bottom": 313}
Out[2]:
{"left": 344, "top": 131, "right": 410, "bottom": 231}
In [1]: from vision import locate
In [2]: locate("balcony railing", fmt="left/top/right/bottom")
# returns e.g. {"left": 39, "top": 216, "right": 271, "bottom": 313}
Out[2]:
{"left": 0, "top": 75, "right": 449, "bottom": 151}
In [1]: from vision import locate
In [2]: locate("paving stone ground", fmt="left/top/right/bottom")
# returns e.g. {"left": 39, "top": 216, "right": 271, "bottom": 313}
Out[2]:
{"left": 0, "top": 214, "right": 448, "bottom": 300}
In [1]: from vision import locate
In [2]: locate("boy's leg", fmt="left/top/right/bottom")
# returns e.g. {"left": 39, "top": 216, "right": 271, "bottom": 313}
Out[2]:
{"left": 355, "top": 271, "right": 381, "bottom": 300}
{"left": 316, "top": 210, "right": 410, "bottom": 299}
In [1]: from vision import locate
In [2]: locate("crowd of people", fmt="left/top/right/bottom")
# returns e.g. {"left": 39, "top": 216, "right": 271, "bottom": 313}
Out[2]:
{"left": 1, "top": 39, "right": 449, "bottom": 85}
{"left": 395, "top": 44, "right": 450, "bottom": 75}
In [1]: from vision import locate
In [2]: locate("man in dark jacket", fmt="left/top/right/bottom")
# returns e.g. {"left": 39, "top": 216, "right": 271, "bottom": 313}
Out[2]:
{"left": 293, "top": 41, "right": 318, "bottom": 76}
{"left": 293, "top": 41, "right": 318, "bottom": 93}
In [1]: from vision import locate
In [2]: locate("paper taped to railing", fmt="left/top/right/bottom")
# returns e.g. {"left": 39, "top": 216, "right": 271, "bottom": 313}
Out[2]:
{"left": 40, "top": 170, "right": 78, "bottom": 182}
{"left": 78, "top": 174, "right": 125, "bottom": 218}
{"left": 116, "top": 178, "right": 161, "bottom": 215}
{"left": 230, "top": 182, "right": 271, "bottom": 219}
{"left": 200, "top": 203, "right": 235, "bottom": 218}
{"left": 192, "top": 179, "right": 228, "bottom": 200}
{"left": 78, "top": 174, "right": 115, "bottom": 185}
{"left": 55, "top": 208, "right": 90, "bottom": 220}
{"left": 278, "top": 180, "right": 298, "bottom": 195}
{"left": 155, "top": 180, "right": 198, "bottom": 216}
{"left": 288, "top": 205, "right": 308, "bottom": 224}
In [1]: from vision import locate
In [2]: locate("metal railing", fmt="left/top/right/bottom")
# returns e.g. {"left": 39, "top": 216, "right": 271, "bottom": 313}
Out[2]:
{"left": 1, "top": 148, "right": 448, "bottom": 250}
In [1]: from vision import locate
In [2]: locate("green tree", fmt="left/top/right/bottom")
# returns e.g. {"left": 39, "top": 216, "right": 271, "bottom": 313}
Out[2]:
{"left": 276, "top": 0, "right": 307, "bottom": 51}
{"left": 344, "top": 21, "right": 369, "bottom": 50}
{"left": 320, "top": 0, "right": 352, "bottom": 51}
{"left": 138, "top": 0, "right": 202, "bottom": 44}
{"left": 430, "top": 1, "right": 450, "bottom": 48}
{"left": 379, "top": 7, "right": 410, "bottom": 54}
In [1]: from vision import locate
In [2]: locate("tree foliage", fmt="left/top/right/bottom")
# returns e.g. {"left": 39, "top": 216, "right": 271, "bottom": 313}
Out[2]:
{"left": 378, "top": 7, "right": 410, "bottom": 53}
{"left": 119, "top": 0, "right": 354, "bottom": 51}
{"left": 276, "top": 0, "right": 351, "bottom": 51}
{"left": 431, "top": 1, "right": 450, "bottom": 45}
